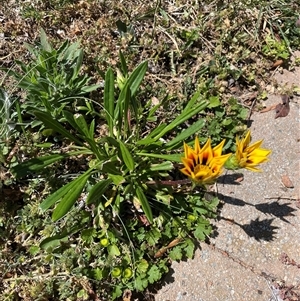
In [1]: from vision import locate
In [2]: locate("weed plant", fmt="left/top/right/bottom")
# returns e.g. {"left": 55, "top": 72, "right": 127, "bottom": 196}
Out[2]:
{"left": 0, "top": 0, "right": 299, "bottom": 300}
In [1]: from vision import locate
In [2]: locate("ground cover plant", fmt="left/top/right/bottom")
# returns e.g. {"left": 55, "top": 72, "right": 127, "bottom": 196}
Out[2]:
{"left": 0, "top": 0, "right": 299, "bottom": 300}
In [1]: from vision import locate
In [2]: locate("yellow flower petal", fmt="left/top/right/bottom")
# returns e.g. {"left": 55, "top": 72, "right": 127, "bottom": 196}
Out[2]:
{"left": 180, "top": 137, "right": 229, "bottom": 185}
{"left": 231, "top": 130, "right": 271, "bottom": 171}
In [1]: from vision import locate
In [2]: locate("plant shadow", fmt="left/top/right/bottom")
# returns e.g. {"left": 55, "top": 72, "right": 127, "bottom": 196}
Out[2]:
{"left": 209, "top": 190, "right": 296, "bottom": 242}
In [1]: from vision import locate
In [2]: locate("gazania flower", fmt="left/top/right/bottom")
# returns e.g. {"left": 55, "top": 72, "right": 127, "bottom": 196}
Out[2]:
{"left": 180, "top": 137, "right": 231, "bottom": 186}
{"left": 225, "top": 131, "right": 271, "bottom": 172}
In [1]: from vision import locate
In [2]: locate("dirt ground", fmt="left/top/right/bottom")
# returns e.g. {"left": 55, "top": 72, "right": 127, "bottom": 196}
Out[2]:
{"left": 155, "top": 52, "right": 300, "bottom": 301}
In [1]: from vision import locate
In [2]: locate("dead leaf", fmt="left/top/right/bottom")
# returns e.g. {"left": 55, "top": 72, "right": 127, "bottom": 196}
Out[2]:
{"left": 123, "top": 289, "right": 132, "bottom": 301}
{"left": 272, "top": 59, "right": 283, "bottom": 68}
{"left": 275, "top": 95, "right": 290, "bottom": 119}
{"left": 151, "top": 96, "right": 160, "bottom": 106}
{"left": 281, "top": 175, "right": 294, "bottom": 188}
{"left": 154, "top": 238, "right": 182, "bottom": 258}
{"left": 166, "top": 238, "right": 182, "bottom": 248}
{"left": 234, "top": 176, "right": 244, "bottom": 183}
{"left": 260, "top": 104, "right": 277, "bottom": 113}
{"left": 224, "top": 17, "right": 230, "bottom": 28}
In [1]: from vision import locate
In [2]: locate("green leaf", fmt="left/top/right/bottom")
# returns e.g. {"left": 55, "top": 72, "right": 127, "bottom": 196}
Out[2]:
{"left": 74, "top": 114, "right": 90, "bottom": 138}
{"left": 108, "top": 174, "right": 125, "bottom": 185}
{"left": 135, "top": 276, "right": 148, "bottom": 292}
{"left": 193, "top": 219, "right": 212, "bottom": 241}
{"left": 11, "top": 154, "right": 70, "bottom": 178}
{"left": 168, "top": 246, "right": 183, "bottom": 261}
{"left": 119, "top": 50, "right": 128, "bottom": 75}
{"left": 183, "top": 91, "right": 201, "bottom": 111}
{"left": 137, "top": 259, "right": 149, "bottom": 273}
{"left": 112, "top": 286, "right": 122, "bottom": 300}
{"left": 126, "top": 60, "right": 148, "bottom": 96}
{"left": 101, "top": 160, "right": 122, "bottom": 175}
{"left": 40, "top": 233, "right": 69, "bottom": 251}
{"left": 146, "top": 228, "right": 161, "bottom": 246}
{"left": 34, "top": 111, "right": 83, "bottom": 145}
{"left": 93, "top": 267, "right": 104, "bottom": 280}
{"left": 148, "top": 265, "right": 162, "bottom": 284}
{"left": 118, "top": 140, "right": 134, "bottom": 171}
{"left": 149, "top": 161, "right": 173, "bottom": 171}
{"left": 104, "top": 68, "right": 115, "bottom": 134}
{"left": 208, "top": 95, "right": 221, "bottom": 108}
{"left": 81, "top": 84, "right": 100, "bottom": 92}
{"left": 136, "top": 152, "right": 182, "bottom": 163}
{"left": 153, "top": 100, "right": 207, "bottom": 140}
{"left": 107, "top": 244, "right": 121, "bottom": 256}
{"left": 166, "top": 118, "right": 206, "bottom": 149}
{"left": 39, "top": 28, "right": 52, "bottom": 52}
{"left": 40, "top": 169, "right": 91, "bottom": 211}
{"left": 184, "top": 238, "right": 195, "bottom": 259}
{"left": 86, "top": 179, "right": 112, "bottom": 205}
{"left": 135, "top": 185, "right": 153, "bottom": 223}
{"left": 52, "top": 171, "right": 91, "bottom": 221}
{"left": 122, "top": 84, "right": 131, "bottom": 136}
{"left": 73, "top": 49, "right": 83, "bottom": 79}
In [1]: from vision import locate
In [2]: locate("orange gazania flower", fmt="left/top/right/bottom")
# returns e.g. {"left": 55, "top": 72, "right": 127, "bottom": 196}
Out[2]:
{"left": 225, "top": 131, "right": 271, "bottom": 172}
{"left": 180, "top": 137, "right": 231, "bottom": 185}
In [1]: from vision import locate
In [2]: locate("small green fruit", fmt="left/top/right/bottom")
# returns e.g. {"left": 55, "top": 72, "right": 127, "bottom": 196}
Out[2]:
{"left": 123, "top": 268, "right": 133, "bottom": 279}
{"left": 100, "top": 238, "right": 109, "bottom": 247}
{"left": 187, "top": 214, "right": 196, "bottom": 221}
{"left": 111, "top": 267, "right": 122, "bottom": 278}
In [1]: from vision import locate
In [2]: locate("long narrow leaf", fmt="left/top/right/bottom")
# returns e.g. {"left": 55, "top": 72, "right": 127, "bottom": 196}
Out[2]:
{"left": 153, "top": 100, "right": 207, "bottom": 140}
{"left": 104, "top": 68, "right": 115, "bottom": 135}
{"left": 165, "top": 119, "right": 206, "bottom": 149}
{"left": 135, "top": 185, "right": 153, "bottom": 223}
{"left": 40, "top": 170, "right": 91, "bottom": 211}
{"left": 52, "top": 171, "right": 91, "bottom": 221}
{"left": 123, "top": 85, "right": 131, "bottom": 137}
{"left": 118, "top": 140, "right": 134, "bottom": 171}
{"left": 73, "top": 49, "right": 83, "bottom": 79}
{"left": 136, "top": 152, "right": 182, "bottom": 162}
{"left": 34, "top": 111, "right": 83, "bottom": 146}
{"left": 86, "top": 178, "right": 112, "bottom": 205}
{"left": 74, "top": 114, "right": 90, "bottom": 138}
{"left": 11, "top": 154, "right": 71, "bottom": 178}
{"left": 119, "top": 50, "right": 128, "bottom": 75}
{"left": 126, "top": 61, "right": 148, "bottom": 96}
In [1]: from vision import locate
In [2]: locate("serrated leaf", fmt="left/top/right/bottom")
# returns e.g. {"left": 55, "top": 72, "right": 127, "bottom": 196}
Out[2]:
{"left": 135, "top": 276, "right": 148, "bottom": 292}
{"left": 184, "top": 238, "right": 195, "bottom": 259}
{"left": 193, "top": 220, "right": 212, "bottom": 241}
{"left": 112, "top": 286, "right": 122, "bottom": 300}
{"left": 168, "top": 245, "right": 183, "bottom": 261}
{"left": 146, "top": 228, "right": 161, "bottom": 246}
{"left": 148, "top": 265, "right": 162, "bottom": 284}
{"left": 137, "top": 259, "right": 149, "bottom": 273}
